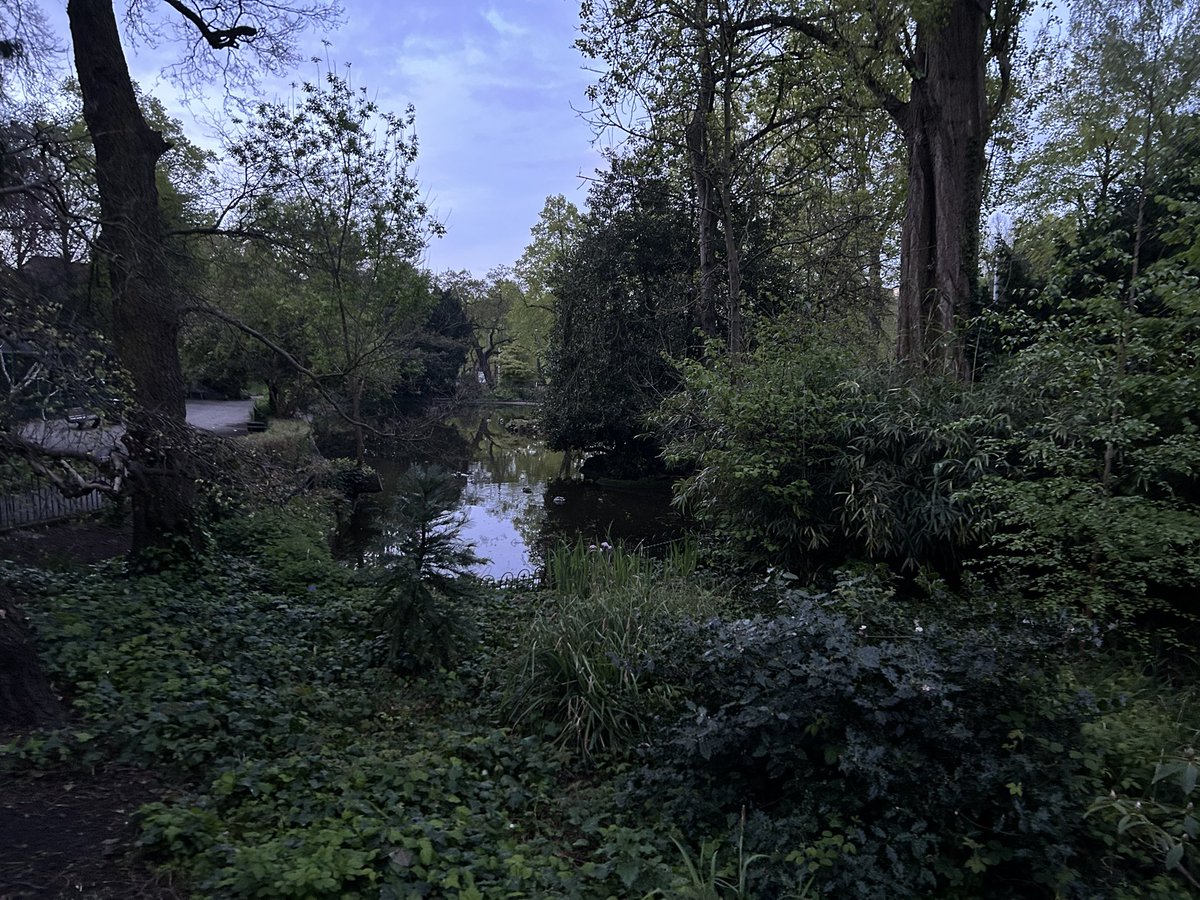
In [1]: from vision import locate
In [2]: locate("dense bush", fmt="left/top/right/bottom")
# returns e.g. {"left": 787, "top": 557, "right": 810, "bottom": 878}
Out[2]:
{"left": 660, "top": 261, "right": 1200, "bottom": 638}
{"left": 626, "top": 574, "right": 1186, "bottom": 898}
{"left": 657, "top": 332, "right": 995, "bottom": 574}
{"left": 209, "top": 499, "right": 345, "bottom": 593}
{"left": 965, "top": 237, "right": 1200, "bottom": 634}
{"left": 504, "top": 540, "right": 721, "bottom": 757}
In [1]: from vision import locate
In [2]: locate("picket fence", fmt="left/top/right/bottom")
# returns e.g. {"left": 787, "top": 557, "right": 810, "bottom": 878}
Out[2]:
{"left": 0, "top": 485, "right": 110, "bottom": 532}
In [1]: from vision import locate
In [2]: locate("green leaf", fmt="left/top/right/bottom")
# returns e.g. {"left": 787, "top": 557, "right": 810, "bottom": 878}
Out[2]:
{"left": 1164, "top": 844, "right": 1184, "bottom": 870}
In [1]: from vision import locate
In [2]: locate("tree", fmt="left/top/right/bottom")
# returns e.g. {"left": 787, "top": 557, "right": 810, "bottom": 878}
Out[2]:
{"left": 56, "top": 0, "right": 335, "bottom": 552}
{"left": 437, "top": 269, "right": 518, "bottom": 391}
{"left": 227, "top": 65, "right": 440, "bottom": 462}
{"left": 371, "top": 465, "right": 482, "bottom": 673}
{"left": 0, "top": 0, "right": 60, "bottom": 99}
{"left": 1021, "top": 1, "right": 1199, "bottom": 221}
{"left": 763, "top": 0, "right": 1029, "bottom": 376}
{"left": 542, "top": 154, "right": 698, "bottom": 456}
{"left": 579, "top": 0, "right": 1030, "bottom": 374}
{"left": 579, "top": 0, "right": 861, "bottom": 354}
{"left": 505, "top": 195, "right": 582, "bottom": 391}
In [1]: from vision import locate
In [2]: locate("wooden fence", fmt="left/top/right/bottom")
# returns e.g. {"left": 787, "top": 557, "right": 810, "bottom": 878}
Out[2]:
{"left": 0, "top": 485, "right": 110, "bottom": 532}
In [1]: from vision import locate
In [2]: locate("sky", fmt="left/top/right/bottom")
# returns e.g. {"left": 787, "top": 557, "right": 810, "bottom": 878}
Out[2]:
{"left": 35, "top": 0, "right": 606, "bottom": 276}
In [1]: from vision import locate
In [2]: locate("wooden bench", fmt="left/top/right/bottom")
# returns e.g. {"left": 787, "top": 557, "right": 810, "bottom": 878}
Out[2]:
{"left": 66, "top": 407, "right": 101, "bottom": 429}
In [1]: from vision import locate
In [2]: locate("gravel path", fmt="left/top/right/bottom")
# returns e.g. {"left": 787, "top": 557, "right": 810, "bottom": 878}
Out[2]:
{"left": 185, "top": 398, "right": 254, "bottom": 436}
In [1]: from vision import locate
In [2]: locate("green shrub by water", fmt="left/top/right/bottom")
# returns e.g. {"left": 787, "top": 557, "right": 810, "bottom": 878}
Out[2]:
{"left": 544, "top": 536, "right": 699, "bottom": 597}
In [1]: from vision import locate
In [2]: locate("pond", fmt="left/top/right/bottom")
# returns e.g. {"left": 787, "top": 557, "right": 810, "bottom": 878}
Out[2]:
{"left": 334, "top": 406, "right": 689, "bottom": 580}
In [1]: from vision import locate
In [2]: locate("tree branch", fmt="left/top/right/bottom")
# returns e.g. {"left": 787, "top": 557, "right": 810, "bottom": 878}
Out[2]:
{"left": 739, "top": 13, "right": 908, "bottom": 121}
{"left": 161, "top": 0, "right": 259, "bottom": 49}
{"left": 186, "top": 302, "right": 386, "bottom": 436}
{"left": 0, "top": 431, "right": 126, "bottom": 498}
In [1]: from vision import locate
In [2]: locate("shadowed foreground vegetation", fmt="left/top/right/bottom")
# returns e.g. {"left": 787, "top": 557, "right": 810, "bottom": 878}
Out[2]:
{"left": 2, "top": 494, "right": 1197, "bottom": 898}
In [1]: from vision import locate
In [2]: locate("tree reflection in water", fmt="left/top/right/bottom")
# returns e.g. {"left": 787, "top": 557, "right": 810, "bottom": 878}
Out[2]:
{"left": 335, "top": 408, "right": 687, "bottom": 579}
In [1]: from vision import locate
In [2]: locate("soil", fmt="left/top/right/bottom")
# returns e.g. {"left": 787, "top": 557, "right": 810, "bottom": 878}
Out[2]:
{"left": 0, "top": 770, "right": 184, "bottom": 899}
{"left": 0, "top": 520, "right": 132, "bottom": 569}
{"left": 1, "top": 520, "right": 183, "bottom": 900}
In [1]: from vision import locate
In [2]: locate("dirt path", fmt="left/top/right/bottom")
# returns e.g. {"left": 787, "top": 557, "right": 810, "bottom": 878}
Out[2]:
{"left": 1, "top": 523, "right": 182, "bottom": 900}
{"left": 0, "top": 770, "right": 184, "bottom": 899}
{"left": 185, "top": 398, "right": 254, "bottom": 436}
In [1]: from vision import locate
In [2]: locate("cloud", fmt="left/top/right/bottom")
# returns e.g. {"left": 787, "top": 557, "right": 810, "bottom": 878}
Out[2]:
{"left": 70, "top": 0, "right": 600, "bottom": 276}
{"left": 482, "top": 7, "right": 528, "bottom": 37}
{"left": 369, "top": 8, "right": 599, "bottom": 273}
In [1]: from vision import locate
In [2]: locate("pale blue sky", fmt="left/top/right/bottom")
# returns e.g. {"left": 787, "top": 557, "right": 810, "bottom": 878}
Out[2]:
{"left": 38, "top": 0, "right": 605, "bottom": 275}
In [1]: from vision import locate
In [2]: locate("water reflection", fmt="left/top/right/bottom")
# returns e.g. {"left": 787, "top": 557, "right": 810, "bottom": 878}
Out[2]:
{"left": 335, "top": 407, "right": 686, "bottom": 579}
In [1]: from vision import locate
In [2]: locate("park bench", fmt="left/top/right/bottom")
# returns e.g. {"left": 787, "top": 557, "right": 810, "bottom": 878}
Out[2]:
{"left": 65, "top": 407, "right": 101, "bottom": 429}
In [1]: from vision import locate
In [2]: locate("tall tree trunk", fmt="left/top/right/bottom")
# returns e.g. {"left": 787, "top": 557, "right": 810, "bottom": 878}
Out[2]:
{"left": 716, "top": 13, "right": 743, "bottom": 357}
{"left": 473, "top": 341, "right": 497, "bottom": 389}
{"left": 351, "top": 376, "right": 365, "bottom": 465}
{"left": 68, "top": 0, "right": 198, "bottom": 551}
{"left": 893, "top": 0, "right": 987, "bottom": 379}
{"left": 686, "top": 0, "right": 720, "bottom": 340}
{"left": 718, "top": 178, "right": 743, "bottom": 354}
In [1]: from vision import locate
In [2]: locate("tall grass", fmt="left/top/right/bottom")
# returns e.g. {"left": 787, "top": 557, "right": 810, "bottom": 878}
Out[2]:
{"left": 544, "top": 537, "right": 700, "bottom": 597}
{"left": 505, "top": 538, "right": 715, "bottom": 758}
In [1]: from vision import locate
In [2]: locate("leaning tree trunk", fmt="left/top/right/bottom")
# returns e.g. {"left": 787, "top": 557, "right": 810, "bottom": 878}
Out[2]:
{"left": 68, "top": 0, "right": 198, "bottom": 551}
{"left": 0, "top": 589, "right": 64, "bottom": 731}
{"left": 893, "top": 0, "right": 987, "bottom": 379}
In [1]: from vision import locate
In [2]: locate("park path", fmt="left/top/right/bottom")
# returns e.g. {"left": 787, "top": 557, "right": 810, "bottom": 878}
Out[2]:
{"left": 1, "top": 400, "right": 257, "bottom": 531}
{"left": 184, "top": 398, "right": 254, "bottom": 435}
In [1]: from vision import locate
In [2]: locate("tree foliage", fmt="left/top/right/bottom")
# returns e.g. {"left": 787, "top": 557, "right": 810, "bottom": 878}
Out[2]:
{"left": 541, "top": 154, "right": 698, "bottom": 455}
{"left": 226, "top": 64, "right": 441, "bottom": 459}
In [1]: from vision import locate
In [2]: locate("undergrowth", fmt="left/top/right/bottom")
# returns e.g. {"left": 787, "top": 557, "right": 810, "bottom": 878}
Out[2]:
{"left": 1, "top": 510, "right": 1196, "bottom": 897}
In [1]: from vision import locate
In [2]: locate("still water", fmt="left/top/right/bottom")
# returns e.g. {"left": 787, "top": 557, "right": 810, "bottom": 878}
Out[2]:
{"left": 336, "top": 407, "right": 687, "bottom": 579}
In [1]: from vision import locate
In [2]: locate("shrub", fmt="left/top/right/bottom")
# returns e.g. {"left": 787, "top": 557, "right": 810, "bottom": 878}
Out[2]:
{"left": 370, "top": 465, "right": 482, "bottom": 672}
{"left": 504, "top": 540, "right": 720, "bottom": 758}
{"left": 965, "top": 275, "right": 1200, "bottom": 636}
{"left": 544, "top": 537, "right": 699, "bottom": 597}
{"left": 210, "top": 499, "right": 343, "bottom": 593}
{"left": 629, "top": 574, "right": 1109, "bottom": 898}
{"left": 963, "top": 147, "right": 1200, "bottom": 638}
{"left": 656, "top": 331, "right": 996, "bottom": 575}
{"left": 244, "top": 418, "right": 319, "bottom": 470}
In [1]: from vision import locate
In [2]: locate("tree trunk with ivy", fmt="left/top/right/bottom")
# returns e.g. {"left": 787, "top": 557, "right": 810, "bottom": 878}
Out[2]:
{"left": 68, "top": 0, "right": 199, "bottom": 552}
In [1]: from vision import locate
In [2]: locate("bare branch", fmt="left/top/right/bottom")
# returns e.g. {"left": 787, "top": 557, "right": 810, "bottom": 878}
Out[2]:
{"left": 161, "top": 0, "right": 258, "bottom": 49}
{"left": 186, "top": 302, "right": 386, "bottom": 436}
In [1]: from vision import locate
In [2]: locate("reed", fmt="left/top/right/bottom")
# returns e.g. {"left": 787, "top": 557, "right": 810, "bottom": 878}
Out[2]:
{"left": 507, "top": 537, "right": 716, "bottom": 758}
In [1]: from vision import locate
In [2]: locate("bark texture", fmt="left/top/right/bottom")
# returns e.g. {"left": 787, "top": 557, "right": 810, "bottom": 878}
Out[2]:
{"left": 685, "top": 0, "right": 721, "bottom": 340}
{"left": 893, "top": 0, "right": 987, "bottom": 378}
{"left": 68, "top": 0, "right": 198, "bottom": 550}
